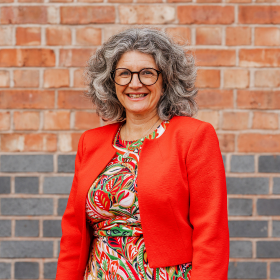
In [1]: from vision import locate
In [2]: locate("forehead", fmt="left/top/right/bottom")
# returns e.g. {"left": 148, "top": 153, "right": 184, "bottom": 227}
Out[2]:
{"left": 116, "top": 51, "right": 157, "bottom": 70}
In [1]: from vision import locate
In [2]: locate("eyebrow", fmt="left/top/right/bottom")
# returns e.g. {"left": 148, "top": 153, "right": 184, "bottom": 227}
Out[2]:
{"left": 115, "top": 67, "right": 159, "bottom": 71}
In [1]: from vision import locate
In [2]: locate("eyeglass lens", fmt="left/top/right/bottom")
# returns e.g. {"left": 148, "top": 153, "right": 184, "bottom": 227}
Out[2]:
{"left": 114, "top": 68, "right": 158, "bottom": 86}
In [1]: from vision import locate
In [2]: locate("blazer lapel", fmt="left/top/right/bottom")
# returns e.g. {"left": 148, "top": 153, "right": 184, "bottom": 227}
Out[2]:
{"left": 74, "top": 122, "right": 122, "bottom": 233}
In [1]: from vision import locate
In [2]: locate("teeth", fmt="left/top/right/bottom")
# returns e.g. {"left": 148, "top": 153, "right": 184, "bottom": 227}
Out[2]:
{"left": 128, "top": 94, "right": 146, "bottom": 98}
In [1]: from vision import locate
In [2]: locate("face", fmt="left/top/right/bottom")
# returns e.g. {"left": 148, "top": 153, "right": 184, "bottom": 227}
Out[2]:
{"left": 114, "top": 51, "right": 163, "bottom": 118}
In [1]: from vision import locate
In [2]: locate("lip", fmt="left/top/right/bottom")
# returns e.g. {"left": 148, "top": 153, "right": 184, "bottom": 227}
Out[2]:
{"left": 126, "top": 93, "right": 149, "bottom": 95}
{"left": 125, "top": 93, "right": 148, "bottom": 101}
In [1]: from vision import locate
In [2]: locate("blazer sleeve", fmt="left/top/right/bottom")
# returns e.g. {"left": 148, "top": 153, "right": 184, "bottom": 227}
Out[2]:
{"left": 186, "top": 122, "right": 229, "bottom": 280}
{"left": 56, "top": 131, "right": 87, "bottom": 280}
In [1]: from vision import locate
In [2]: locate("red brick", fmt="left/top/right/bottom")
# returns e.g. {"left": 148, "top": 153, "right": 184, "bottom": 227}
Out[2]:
{"left": 44, "top": 69, "right": 69, "bottom": 88}
{"left": 77, "top": 0, "right": 102, "bottom": 2}
{"left": 178, "top": 6, "right": 234, "bottom": 24}
{"left": 119, "top": 5, "right": 175, "bottom": 24}
{"left": 74, "top": 111, "right": 100, "bottom": 129}
{"left": 195, "top": 111, "right": 219, "bottom": 129}
{"left": 0, "top": 0, "right": 13, "bottom": 3}
{"left": 196, "top": 69, "right": 220, "bottom": 88}
{"left": 224, "top": 69, "right": 249, "bottom": 88}
{"left": 217, "top": 133, "right": 235, "bottom": 152}
{"left": 23, "top": 49, "right": 56, "bottom": 67}
{"left": 0, "top": 49, "right": 20, "bottom": 67}
{"left": 195, "top": 49, "right": 236, "bottom": 66}
{"left": 239, "top": 49, "right": 280, "bottom": 67}
{"left": 138, "top": 0, "right": 162, "bottom": 3}
{"left": 0, "top": 71, "right": 10, "bottom": 88}
{"left": 196, "top": 89, "right": 233, "bottom": 109}
{"left": 0, "top": 90, "right": 55, "bottom": 109}
{"left": 74, "top": 69, "right": 86, "bottom": 88}
{"left": 239, "top": 6, "right": 280, "bottom": 24}
{"left": 61, "top": 6, "right": 115, "bottom": 24}
{"left": 60, "top": 49, "right": 95, "bottom": 67}
{"left": 0, "top": 112, "right": 10, "bottom": 130}
{"left": 58, "top": 133, "right": 72, "bottom": 152}
{"left": 18, "top": 0, "right": 44, "bottom": 2}
{"left": 58, "top": 90, "right": 93, "bottom": 109}
{"left": 45, "top": 134, "right": 57, "bottom": 151}
{"left": 226, "top": 0, "right": 250, "bottom": 2}
{"left": 196, "top": 0, "right": 222, "bottom": 2}
{"left": 46, "top": 26, "right": 71, "bottom": 46}
{"left": 255, "top": 27, "right": 280, "bottom": 46}
{"left": 13, "top": 70, "right": 39, "bottom": 88}
{"left": 255, "top": 70, "right": 280, "bottom": 88}
{"left": 226, "top": 27, "right": 251, "bottom": 46}
{"left": 72, "top": 133, "right": 83, "bottom": 151}
{"left": 1, "top": 6, "right": 48, "bottom": 24}
{"left": 238, "top": 134, "right": 280, "bottom": 153}
{"left": 58, "top": 132, "right": 83, "bottom": 152}
{"left": 50, "top": 0, "right": 72, "bottom": 2}
{"left": 167, "top": 0, "right": 191, "bottom": 3}
{"left": 76, "top": 28, "right": 102, "bottom": 46}
{"left": 256, "top": 0, "right": 278, "bottom": 2}
{"left": 14, "top": 111, "right": 40, "bottom": 130}
{"left": 46, "top": 7, "right": 59, "bottom": 24}
{"left": 222, "top": 112, "right": 249, "bottom": 130}
{"left": 237, "top": 90, "right": 280, "bottom": 109}
{"left": 252, "top": 112, "right": 278, "bottom": 130}
{"left": 0, "top": 49, "right": 55, "bottom": 67}
{"left": 1, "top": 133, "right": 56, "bottom": 152}
{"left": 165, "top": 27, "right": 191, "bottom": 45}
{"left": 196, "top": 27, "right": 222, "bottom": 45}
{"left": 1, "top": 134, "right": 25, "bottom": 152}
{"left": 103, "top": 26, "right": 130, "bottom": 43}
{"left": 16, "top": 27, "right": 41, "bottom": 46}
{"left": 25, "top": 134, "right": 56, "bottom": 151}
{"left": 0, "top": 27, "right": 13, "bottom": 45}
{"left": 109, "top": 0, "right": 132, "bottom": 2}
{"left": 44, "top": 111, "right": 71, "bottom": 130}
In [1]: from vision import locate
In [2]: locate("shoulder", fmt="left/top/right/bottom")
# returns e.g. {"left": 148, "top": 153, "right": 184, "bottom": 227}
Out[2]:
{"left": 171, "top": 115, "right": 216, "bottom": 136}
{"left": 164, "top": 116, "right": 219, "bottom": 159}
{"left": 85, "top": 122, "right": 121, "bottom": 136}
{"left": 81, "top": 121, "right": 122, "bottom": 147}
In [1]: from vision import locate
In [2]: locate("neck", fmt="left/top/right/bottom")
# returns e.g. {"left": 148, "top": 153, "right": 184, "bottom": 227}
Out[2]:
{"left": 121, "top": 110, "right": 162, "bottom": 141}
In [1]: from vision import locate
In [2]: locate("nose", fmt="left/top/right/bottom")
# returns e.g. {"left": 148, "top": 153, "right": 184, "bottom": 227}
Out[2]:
{"left": 128, "top": 73, "right": 143, "bottom": 88}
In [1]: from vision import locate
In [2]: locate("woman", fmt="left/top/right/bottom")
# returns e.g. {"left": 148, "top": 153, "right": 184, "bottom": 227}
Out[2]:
{"left": 55, "top": 28, "right": 229, "bottom": 280}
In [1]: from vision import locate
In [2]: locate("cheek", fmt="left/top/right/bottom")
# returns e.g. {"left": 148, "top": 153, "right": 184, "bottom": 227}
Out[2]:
{"left": 150, "top": 84, "right": 163, "bottom": 100}
{"left": 154, "top": 78, "right": 163, "bottom": 96}
{"left": 115, "top": 85, "right": 121, "bottom": 95}
{"left": 115, "top": 85, "right": 125, "bottom": 99}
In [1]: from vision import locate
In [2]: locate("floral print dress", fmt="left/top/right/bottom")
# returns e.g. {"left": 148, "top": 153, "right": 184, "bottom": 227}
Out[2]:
{"left": 84, "top": 120, "right": 192, "bottom": 280}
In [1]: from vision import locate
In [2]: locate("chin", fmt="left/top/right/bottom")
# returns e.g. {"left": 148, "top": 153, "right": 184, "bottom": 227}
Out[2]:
{"left": 127, "top": 109, "right": 149, "bottom": 115}
{"left": 125, "top": 105, "right": 149, "bottom": 113}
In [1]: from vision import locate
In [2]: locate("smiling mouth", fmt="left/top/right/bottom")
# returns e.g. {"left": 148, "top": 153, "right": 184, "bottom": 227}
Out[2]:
{"left": 127, "top": 93, "right": 148, "bottom": 98}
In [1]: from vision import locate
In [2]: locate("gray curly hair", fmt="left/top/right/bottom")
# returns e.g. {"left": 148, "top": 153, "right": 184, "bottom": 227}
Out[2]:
{"left": 84, "top": 27, "right": 198, "bottom": 122}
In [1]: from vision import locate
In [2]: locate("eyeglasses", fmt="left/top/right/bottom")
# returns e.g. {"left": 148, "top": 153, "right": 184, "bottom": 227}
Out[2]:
{"left": 111, "top": 68, "right": 162, "bottom": 86}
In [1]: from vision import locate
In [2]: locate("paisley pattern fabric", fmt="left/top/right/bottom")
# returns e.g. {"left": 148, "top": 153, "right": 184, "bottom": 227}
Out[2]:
{"left": 84, "top": 120, "right": 192, "bottom": 280}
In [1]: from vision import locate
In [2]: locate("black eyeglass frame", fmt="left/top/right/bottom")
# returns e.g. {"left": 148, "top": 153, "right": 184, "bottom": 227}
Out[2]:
{"left": 110, "top": 68, "right": 162, "bottom": 86}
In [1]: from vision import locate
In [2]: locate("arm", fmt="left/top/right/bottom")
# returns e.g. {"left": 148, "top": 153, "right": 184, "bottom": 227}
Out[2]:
{"left": 186, "top": 122, "right": 229, "bottom": 280}
{"left": 56, "top": 131, "right": 87, "bottom": 280}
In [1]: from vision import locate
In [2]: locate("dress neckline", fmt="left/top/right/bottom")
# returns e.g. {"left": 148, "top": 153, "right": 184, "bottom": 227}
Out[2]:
{"left": 114, "top": 119, "right": 170, "bottom": 148}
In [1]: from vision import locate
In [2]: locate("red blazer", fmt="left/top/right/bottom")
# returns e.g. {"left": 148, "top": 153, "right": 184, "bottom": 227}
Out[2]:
{"left": 56, "top": 115, "right": 229, "bottom": 280}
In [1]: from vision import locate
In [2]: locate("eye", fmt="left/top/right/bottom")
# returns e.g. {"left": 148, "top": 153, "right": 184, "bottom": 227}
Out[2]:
{"left": 118, "top": 70, "right": 130, "bottom": 77}
{"left": 141, "top": 69, "right": 156, "bottom": 76}
{"left": 143, "top": 70, "right": 153, "bottom": 75}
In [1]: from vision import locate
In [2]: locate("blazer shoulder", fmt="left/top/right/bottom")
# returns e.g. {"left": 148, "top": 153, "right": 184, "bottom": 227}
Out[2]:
{"left": 82, "top": 121, "right": 122, "bottom": 147}
{"left": 173, "top": 116, "right": 215, "bottom": 135}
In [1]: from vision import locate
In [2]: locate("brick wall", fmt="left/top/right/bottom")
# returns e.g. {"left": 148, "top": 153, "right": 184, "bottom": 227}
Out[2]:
{"left": 0, "top": 0, "right": 279, "bottom": 279}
